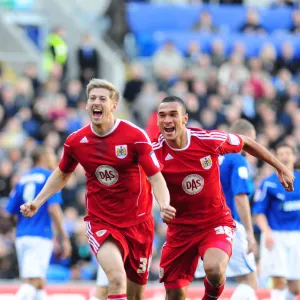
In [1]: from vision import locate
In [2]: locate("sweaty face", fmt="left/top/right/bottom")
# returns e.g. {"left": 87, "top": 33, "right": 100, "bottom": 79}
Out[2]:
{"left": 86, "top": 88, "right": 117, "bottom": 126}
{"left": 276, "top": 146, "right": 296, "bottom": 169}
{"left": 157, "top": 102, "right": 188, "bottom": 141}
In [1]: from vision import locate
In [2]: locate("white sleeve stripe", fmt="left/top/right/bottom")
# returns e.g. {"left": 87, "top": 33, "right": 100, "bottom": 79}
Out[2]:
{"left": 64, "top": 143, "right": 70, "bottom": 147}
{"left": 134, "top": 142, "right": 151, "bottom": 145}
{"left": 191, "top": 135, "right": 227, "bottom": 142}
{"left": 260, "top": 181, "right": 277, "bottom": 201}
{"left": 121, "top": 119, "right": 151, "bottom": 143}
{"left": 191, "top": 133, "right": 227, "bottom": 140}
{"left": 190, "top": 131, "right": 227, "bottom": 138}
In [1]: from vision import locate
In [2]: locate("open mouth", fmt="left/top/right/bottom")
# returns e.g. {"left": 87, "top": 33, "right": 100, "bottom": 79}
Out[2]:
{"left": 164, "top": 127, "right": 175, "bottom": 133}
{"left": 93, "top": 108, "right": 103, "bottom": 118}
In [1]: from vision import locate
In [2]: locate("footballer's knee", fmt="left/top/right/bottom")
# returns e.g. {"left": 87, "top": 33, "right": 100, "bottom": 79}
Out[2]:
{"left": 204, "top": 263, "right": 225, "bottom": 286}
{"left": 107, "top": 270, "right": 127, "bottom": 292}
{"left": 288, "top": 280, "right": 300, "bottom": 295}
{"left": 166, "top": 288, "right": 187, "bottom": 300}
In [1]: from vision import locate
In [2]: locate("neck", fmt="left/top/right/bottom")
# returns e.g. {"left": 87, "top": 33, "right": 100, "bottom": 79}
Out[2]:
{"left": 92, "top": 116, "right": 116, "bottom": 136}
{"left": 167, "top": 127, "right": 188, "bottom": 149}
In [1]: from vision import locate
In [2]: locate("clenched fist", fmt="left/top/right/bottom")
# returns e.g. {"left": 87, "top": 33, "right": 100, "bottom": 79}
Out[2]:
{"left": 20, "top": 202, "right": 39, "bottom": 218}
{"left": 160, "top": 204, "right": 176, "bottom": 223}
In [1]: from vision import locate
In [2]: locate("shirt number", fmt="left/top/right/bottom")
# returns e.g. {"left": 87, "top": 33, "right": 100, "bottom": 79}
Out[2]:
{"left": 137, "top": 258, "right": 148, "bottom": 274}
{"left": 23, "top": 183, "right": 36, "bottom": 203}
{"left": 214, "top": 226, "right": 233, "bottom": 243}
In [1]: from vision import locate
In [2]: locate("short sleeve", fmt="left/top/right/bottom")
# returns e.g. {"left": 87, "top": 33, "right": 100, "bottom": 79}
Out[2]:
{"left": 134, "top": 130, "right": 161, "bottom": 177}
{"left": 48, "top": 190, "right": 63, "bottom": 206}
{"left": 252, "top": 179, "right": 271, "bottom": 215}
{"left": 208, "top": 131, "right": 243, "bottom": 155}
{"left": 59, "top": 139, "right": 78, "bottom": 173}
{"left": 6, "top": 185, "right": 21, "bottom": 215}
{"left": 231, "top": 156, "right": 250, "bottom": 197}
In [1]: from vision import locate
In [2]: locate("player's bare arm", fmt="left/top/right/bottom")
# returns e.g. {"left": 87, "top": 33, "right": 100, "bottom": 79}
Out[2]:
{"left": 48, "top": 204, "right": 72, "bottom": 258}
{"left": 235, "top": 193, "right": 257, "bottom": 254}
{"left": 240, "top": 135, "right": 295, "bottom": 191}
{"left": 254, "top": 213, "right": 274, "bottom": 250}
{"left": 148, "top": 172, "right": 176, "bottom": 222}
{"left": 20, "top": 167, "right": 72, "bottom": 218}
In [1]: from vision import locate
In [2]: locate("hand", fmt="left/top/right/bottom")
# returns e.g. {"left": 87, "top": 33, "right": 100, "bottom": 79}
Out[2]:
{"left": 61, "top": 238, "right": 72, "bottom": 259}
{"left": 160, "top": 204, "right": 176, "bottom": 223}
{"left": 20, "top": 202, "right": 39, "bottom": 218}
{"left": 277, "top": 168, "right": 295, "bottom": 192}
{"left": 265, "top": 233, "right": 275, "bottom": 250}
{"left": 246, "top": 232, "right": 258, "bottom": 255}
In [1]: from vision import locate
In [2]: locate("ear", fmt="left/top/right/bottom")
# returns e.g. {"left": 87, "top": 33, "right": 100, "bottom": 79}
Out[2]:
{"left": 183, "top": 113, "right": 188, "bottom": 124}
{"left": 111, "top": 100, "right": 118, "bottom": 112}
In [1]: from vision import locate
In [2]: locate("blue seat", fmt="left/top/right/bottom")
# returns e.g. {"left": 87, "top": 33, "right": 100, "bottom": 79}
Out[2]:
{"left": 127, "top": 3, "right": 293, "bottom": 34}
{"left": 46, "top": 264, "right": 71, "bottom": 282}
{"left": 141, "top": 31, "right": 300, "bottom": 58}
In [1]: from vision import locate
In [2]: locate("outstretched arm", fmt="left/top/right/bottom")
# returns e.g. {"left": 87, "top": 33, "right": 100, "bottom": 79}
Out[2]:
{"left": 20, "top": 167, "right": 72, "bottom": 217}
{"left": 240, "top": 135, "right": 295, "bottom": 191}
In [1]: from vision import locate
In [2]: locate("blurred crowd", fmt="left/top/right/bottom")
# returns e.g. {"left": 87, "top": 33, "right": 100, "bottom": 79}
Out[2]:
{"left": 1, "top": 0, "right": 300, "bottom": 284}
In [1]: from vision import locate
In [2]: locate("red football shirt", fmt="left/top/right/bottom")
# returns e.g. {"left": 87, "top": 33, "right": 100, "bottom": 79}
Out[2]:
{"left": 152, "top": 127, "right": 243, "bottom": 229}
{"left": 59, "top": 119, "right": 160, "bottom": 228}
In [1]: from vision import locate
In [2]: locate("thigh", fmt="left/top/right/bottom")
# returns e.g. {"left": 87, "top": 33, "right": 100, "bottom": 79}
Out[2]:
{"left": 226, "top": 222, "right": 256, "bottom": 277}
{"left": 97, "top": 237, "right": 125, "bottom": 278}
{"left": 17, "top": 237, "right": 53, "bottom": 279}
{"left": 287, "top": 232, "right": 300, "bottom": 280}
{"left": 123, "top": 218, "right": 154, "bottom": 286}
{"left": 260, "top": 232, "right": 288, "bottom": 278}
{"left": 159, "top": 227, "right": 199, "bottom": 284}
{"left": 199, "top": 225, "right": 235, "bottom": 260}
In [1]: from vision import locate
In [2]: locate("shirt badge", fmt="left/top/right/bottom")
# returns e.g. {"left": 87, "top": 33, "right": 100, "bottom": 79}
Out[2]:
{"left": 115, "top": 145, "right": 128, "bottom": 159}
{"left": 200, "top": 155, "right": 212, "bottom": 170}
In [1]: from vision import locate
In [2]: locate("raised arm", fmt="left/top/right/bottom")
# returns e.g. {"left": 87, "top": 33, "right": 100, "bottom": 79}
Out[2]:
{"left": 20, "top": 167, "right": 72, "bottom": 218}
{"left": 240, "top": 135, "right": 295, "bottom": 191}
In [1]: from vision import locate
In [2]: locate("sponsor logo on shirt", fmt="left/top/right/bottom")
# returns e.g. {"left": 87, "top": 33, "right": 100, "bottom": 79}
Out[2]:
{"left": 96, "top": 229, "right": 107, "bottom": 237}
{"left": 115, "top": 145, "right": 128, "bottom": 159}
{"left": 200, "top": 155, "right": 212, "bottom": 170}
{"left": 282, "top": 200, "right": 300, "bottom": 212}
{"left": 80, "top": 136, "right": 89, "bottom": 143}
{"left": 95, "top": 165, "right": 119, "bottom": 186}
{"left": 182, "top": 174, "right": 204, "bottom": 195}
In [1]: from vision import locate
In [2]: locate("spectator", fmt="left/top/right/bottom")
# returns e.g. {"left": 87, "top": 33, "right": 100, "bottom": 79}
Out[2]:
{"left": 77, "top": 33, "right": 99, "bottom": 85}
{"left": 43, "top": 26, "right": 68, "bottom": 79}
{"left": 240, "top": 9, "right": 266, "bottom": 34}
{"left": 276, "top": 42, "right": 300, "bottom": 75}
{"left": 123, "top": 62, "right": 145, "bottom": 104}
{"left": 211, "top": 39, "right": 226, "bottom": 68}
{"left": 152, "top": 41, "right": 185, "bottom": 78}
{"left": 290, "top": 9, "right": 300, "bottom": 34}
{"left": 193, "top": 11, "right": 218, "bottom": 32}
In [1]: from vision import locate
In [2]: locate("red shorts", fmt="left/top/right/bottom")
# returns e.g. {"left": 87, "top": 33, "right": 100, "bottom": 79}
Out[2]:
{"left": 86, "top": 218, "right": 154, "bottom": 285}
{"left": 159, "top": 223, "right": 235, "bottom": 285}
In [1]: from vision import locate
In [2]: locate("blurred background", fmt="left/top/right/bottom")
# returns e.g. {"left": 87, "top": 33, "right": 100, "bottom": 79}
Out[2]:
{"left": 0, "top": 0, "right": 300, "bottom": 289}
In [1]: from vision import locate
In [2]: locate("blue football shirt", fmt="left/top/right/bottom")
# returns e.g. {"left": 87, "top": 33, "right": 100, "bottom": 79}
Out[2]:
{"left": 252, "top": 171, "right": 300, "bottom": 230}
{"left": 6, "top": 167, "right": 62, "bottom": 239}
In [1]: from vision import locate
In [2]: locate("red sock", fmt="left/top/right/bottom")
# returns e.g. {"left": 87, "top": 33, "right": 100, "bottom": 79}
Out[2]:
{"left": 202, "top": 277, "right": 225, "bottom": 300}
{"left": 108, "top": 294, "right": 127, "bottom": 300}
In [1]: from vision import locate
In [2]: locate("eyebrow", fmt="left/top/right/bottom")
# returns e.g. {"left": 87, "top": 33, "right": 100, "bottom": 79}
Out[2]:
{"left": 158, "top": 110, "right": 179, "bottom": 114}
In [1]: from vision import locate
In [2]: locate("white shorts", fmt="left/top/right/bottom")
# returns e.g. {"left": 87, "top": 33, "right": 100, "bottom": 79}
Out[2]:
{"left": 16, "top": 236, "right": 53, "bottom": 279}
{"left": 195, "top": 221, "right": 256, "bottom": 278}
{"left": 260, "top": 230, "right": 300, "bottom": 280}
{"left": 96, "top": 265, "right": 109, "bottom": 286}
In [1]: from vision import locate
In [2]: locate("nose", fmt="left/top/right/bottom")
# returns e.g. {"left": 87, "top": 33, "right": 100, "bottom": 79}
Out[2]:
{"left": 164, "top": 115, "right": 173, "bottom": 124}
